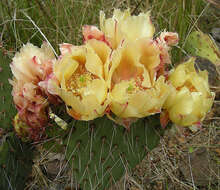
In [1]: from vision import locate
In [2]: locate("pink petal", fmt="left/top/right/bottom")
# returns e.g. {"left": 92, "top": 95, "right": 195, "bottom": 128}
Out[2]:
{"left": 82, "top": 25, "right": 111, "bottom": 47}
{"left": 59, "top": 43, "right": 74, "bottom": 55}
{"left": 159, "top": 32, "right": 179, "bottom": 46}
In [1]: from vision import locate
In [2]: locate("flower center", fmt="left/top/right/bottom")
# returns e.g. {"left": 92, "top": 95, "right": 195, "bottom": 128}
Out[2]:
{"left": 126, "top": 77, "right": 147, "bottom": 94}
{"left": 66, "top": 65, "right": 96, "bottom": 97}
{"left": 176, "top": 81, "right": 197, "bottom": 92}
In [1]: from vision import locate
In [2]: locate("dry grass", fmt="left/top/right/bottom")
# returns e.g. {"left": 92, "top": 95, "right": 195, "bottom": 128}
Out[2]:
{"left": 106, "top": 117, "right": 219, "bottom": 190}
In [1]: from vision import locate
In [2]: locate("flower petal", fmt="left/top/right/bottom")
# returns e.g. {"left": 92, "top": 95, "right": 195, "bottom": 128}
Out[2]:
{"left": 100, "top": 9, "right": 155, "bottom": 48}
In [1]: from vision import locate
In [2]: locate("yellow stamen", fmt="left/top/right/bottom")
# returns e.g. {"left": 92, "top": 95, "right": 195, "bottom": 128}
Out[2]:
{"left": 66, "top": 65, "right": 96, "bottom": 97}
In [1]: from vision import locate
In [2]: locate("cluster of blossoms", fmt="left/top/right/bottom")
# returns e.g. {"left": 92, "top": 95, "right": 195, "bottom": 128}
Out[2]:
{"left": 10, "top": 9, "right": 214, "bottom": 140}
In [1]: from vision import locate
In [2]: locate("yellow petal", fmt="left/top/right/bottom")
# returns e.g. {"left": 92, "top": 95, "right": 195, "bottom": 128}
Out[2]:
{"left": 138, "top": 39, "right": 160, "bottom": 82}
{"left": 82, "top": 79, "right": 107, "bottom": 103}
{"left": 109, "top": 41, "right": 152, "bottom": 88}
{"left": 54, "top": 53, "right": 81, "bottom": 82}
{"left": 84, "top": 41, "right": 107, "bottom": 79}
{"left": 170, "top": 88, "right": 194, "bottom": 116}
{"left": 87, "top": 39, "right": 111, "bottom": 80}
{"left": 189, "top": 72, "right": 209, "bottom": 95}
{"left": 63, "top": 60, "right": 79, "bottom": 82}
{"left": 87, "top": 39, "right": 111, "bottom": 65}
{"left": 62, "top": 79, "right": 108, "bottom": 120}
{"left": 110, "top": 76, "right": 170, "bottom": 118}
{"left": 85, "top": 49, "right": 103, "bottom": 78}
{"left": 119, "top": 12, "right": 155, "bottom": 41}
{"left": 100, "top": 9, "right": 155, "bottom": 48}
{"left": 168, "top": 65, "right": 187, "bottom": 88}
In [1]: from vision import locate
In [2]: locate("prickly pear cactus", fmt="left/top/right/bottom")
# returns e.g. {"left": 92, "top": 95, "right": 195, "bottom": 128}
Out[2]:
{"left": 185, "top": 31, "right": 220, "bottom": 65}
{"left": 42, "top": 111, "right": 162, "bottom": 189}
{"left": 0, "top": 51, "right": 163, "bottom": 189}
{"left": 0, "top": 52, "right": 16, "bottom": 129}
{"left": 63, "top": 116, "right": 162, "bottom": 189}
{"left": 0, "top": 52, "right": 33, "bottom": 189}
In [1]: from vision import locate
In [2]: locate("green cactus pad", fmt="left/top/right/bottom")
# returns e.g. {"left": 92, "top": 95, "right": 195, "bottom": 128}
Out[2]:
{"left": 0, "top": 52, "right": 16, "bottom": 130}
{"left": 185, "top": 31, "right": 220, "bottom": 65}
{"left": 0, "top": 132, "right": 33, "bottom": 190}
{"left": 64, "top": 116, "right": 162, "bottom": 189}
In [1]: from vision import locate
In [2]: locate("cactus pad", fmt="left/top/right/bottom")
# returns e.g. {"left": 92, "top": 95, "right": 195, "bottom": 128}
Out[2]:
{"left": 0, "top": 52, "right": 16, "bottom": 130}
{"left": 0, "top": 132, "right": 33, "bottom": 190}
{"left": 185, "top": 31, "right": 220, "bottom": 65}
{"left": 64, "top": 116, "right": 162, "bottom": 189}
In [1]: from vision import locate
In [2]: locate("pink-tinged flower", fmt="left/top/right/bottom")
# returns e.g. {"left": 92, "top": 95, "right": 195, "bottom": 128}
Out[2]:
{"left": 13, "top": 111, "right": 47, "bottom": 142}
{"left": 163, "top": 58, "right": 215, "bottom": 126}
{"left": 10, "top": 80, "right": 48, "bottom": 141}
{"left": 107, "top": 39, "right": 171, "bottom": 126}
{"left": 50, "top": 39, "right": 111, "bottom": 120}
{"left": 154, "top": 31, "right": 179, "bottom": 77}
{"left": 158, "top": 31, "right": 179, "bottom": 46}
{"left": 10, "top": 43, "right": 56, "bottom": 140}
{"left": 10, "top": 43, "right": 55, "bottom": 83}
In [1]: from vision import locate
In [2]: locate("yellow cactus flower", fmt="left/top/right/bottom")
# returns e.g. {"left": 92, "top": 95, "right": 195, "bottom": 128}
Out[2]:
{"left": 107, "top": 39, "right": 171, "bottom": 121}
{"left": 52, "top": 39, "right": 111, "bottom": 120}
{"left": 100, "top": 9, "right": 155, "bottom": 49}
{"left": 163, "top": 58, "right": 215, "bottom": 126}
{"left": 82, "top": 9, "right": 154, "bottom": 49}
